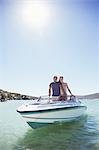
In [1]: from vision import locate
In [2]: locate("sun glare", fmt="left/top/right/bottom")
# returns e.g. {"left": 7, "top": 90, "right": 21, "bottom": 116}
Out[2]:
{"left": 20, "top": 1, "right": 51, "bottom": 30}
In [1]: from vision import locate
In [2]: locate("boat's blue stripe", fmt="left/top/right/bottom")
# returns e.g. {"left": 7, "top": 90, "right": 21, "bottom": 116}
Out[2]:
{"left": 27, "top": 122, "right": 51, "bottom": 128}
{"left": 17, "top": 106, "right": 87, "bottom": 115}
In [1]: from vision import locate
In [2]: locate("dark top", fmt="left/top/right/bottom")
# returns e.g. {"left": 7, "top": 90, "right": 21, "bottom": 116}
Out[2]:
{"left": 49, "top": 82, "right": 60, "bottom": 96}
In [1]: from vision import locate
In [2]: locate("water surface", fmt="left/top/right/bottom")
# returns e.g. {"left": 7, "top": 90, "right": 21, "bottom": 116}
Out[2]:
{"left": 0, "top": 99, "right": 99, "bottom": 150}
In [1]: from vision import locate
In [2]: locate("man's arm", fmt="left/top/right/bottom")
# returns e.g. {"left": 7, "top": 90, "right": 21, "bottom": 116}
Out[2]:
{"left": 49, "top": 84, "right": 51, "bottom": 96}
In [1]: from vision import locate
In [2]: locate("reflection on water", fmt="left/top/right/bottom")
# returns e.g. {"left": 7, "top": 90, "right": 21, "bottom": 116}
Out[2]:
{"left": 14, "top": 115, "right": 99, "bottom": 150}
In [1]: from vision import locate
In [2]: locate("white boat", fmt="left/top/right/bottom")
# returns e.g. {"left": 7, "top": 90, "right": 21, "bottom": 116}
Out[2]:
{"left": 17, "top": 96, "right": 87, "bottom": 128}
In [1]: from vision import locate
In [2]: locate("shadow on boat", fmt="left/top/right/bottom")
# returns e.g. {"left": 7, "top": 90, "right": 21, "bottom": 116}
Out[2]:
{"left": 13, "top": 115, "right": 99, "bottom": 150}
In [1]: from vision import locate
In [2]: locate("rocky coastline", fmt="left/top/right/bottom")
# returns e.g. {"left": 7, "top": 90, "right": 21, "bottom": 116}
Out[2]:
{"left": 0, "top": 89, "right": 37, "bottom": 102}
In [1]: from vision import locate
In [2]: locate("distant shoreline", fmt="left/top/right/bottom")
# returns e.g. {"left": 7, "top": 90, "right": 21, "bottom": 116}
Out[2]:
{"left": 0, "top": 89, "right": 99, "bottom": 102}
{"left": 0, "top": 89, "right": 37, "bottom": 102}
{"left": 76, "top": 93, "right": 99, "bottom": 100}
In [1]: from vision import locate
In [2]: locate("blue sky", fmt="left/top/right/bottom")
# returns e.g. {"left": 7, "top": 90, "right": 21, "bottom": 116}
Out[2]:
{"left": 0, "top": 0, "right": 99, "bottom": 96}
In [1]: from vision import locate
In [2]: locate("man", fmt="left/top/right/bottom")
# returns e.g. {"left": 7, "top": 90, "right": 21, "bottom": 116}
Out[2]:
{"left": 49, "top": 76, "right": 60, "bottom": 96}
{"left": 59, "top": 76, "right": 73, "bottom": 100}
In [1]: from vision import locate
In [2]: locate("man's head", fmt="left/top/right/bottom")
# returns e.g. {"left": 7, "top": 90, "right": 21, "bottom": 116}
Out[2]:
{"left": 53, "top": 76, "right": 58, "bottom": 82}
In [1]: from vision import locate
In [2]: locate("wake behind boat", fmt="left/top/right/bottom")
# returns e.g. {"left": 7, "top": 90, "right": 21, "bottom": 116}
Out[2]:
{"left": 17, "top": 96, "right": 87, "bottom": 128}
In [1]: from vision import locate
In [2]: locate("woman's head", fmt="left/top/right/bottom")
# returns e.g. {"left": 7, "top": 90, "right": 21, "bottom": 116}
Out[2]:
{"left": 59, "top": 76, "right": 63, "bottom": 82}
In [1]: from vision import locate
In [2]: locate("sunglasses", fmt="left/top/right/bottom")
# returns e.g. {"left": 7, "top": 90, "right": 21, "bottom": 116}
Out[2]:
{"left": 60, "top": 77, "right": 63, "bottom": 79}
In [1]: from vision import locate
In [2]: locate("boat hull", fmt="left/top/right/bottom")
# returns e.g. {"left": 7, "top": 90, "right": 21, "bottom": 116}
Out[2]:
{"left": 18, "top": 106, "right": 87, "bottom": 128}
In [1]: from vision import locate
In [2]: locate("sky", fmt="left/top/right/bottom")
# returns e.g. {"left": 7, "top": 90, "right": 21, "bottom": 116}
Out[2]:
{"left": 0, "top": 0, "right": 99, "bottom": 96}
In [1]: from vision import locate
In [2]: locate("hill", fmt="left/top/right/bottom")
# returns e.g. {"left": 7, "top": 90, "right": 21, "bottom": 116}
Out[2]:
{"left": 77, "top": 93, "right": 99, "bottom": 99}
{"left": 0, "top": 89, "right": 37, "bottom": 101}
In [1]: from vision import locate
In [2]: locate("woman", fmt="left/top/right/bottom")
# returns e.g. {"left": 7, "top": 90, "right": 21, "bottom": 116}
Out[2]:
{"left": 59, "top": 76, "right": 73, "bottom": 100}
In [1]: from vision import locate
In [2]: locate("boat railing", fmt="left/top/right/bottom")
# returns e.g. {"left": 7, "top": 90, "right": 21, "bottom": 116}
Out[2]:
{"left": 37, "top": 95, "right": 58, "bottom": 102}
{"left": 37, "top": 95, "right": 80, "bottom": 103}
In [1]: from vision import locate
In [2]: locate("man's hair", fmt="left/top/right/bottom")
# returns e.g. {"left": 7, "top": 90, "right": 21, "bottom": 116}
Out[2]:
{"left": 53, "top": 76, "right": 57, "bottom": 79}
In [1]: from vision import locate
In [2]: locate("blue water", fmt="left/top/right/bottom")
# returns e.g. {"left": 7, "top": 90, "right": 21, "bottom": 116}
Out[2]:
{"left": 0, "top": 99, "right": 99, "bottom": 150}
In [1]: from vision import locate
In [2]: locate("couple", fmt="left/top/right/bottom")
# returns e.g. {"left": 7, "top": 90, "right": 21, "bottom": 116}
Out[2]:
{"left": 49, "top": 76, "right": 73, "bottom": 100}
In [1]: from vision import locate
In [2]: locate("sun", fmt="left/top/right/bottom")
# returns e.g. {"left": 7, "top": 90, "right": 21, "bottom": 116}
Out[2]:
{"left": 20, "top": 1, "right": 51, "bottom": 30}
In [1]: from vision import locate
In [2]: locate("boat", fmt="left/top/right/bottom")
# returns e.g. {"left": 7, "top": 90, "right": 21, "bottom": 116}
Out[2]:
{"left": 17, "top": 96, "right": 87, "bottom": 128}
